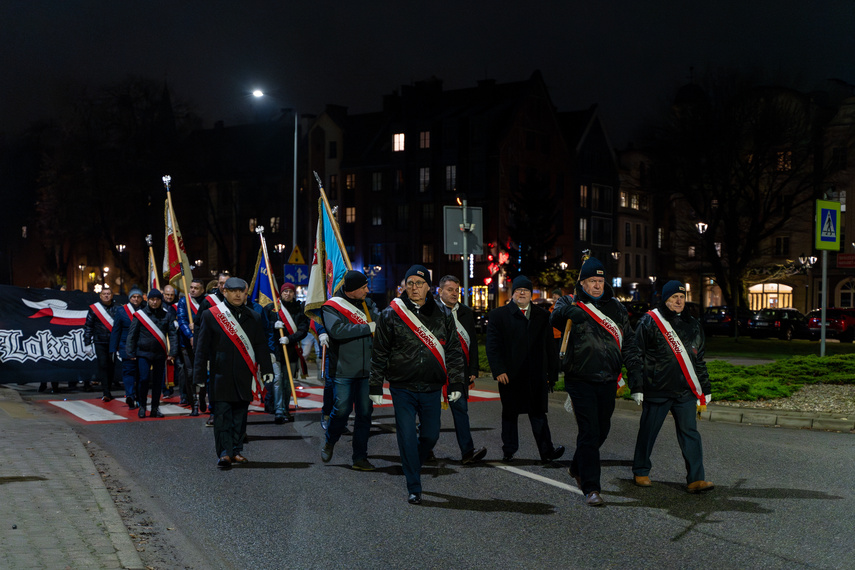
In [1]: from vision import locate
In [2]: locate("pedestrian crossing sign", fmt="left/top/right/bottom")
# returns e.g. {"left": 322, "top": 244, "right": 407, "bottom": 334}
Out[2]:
{"left": 815, "top": 200, "right": 841, "bottom": 251}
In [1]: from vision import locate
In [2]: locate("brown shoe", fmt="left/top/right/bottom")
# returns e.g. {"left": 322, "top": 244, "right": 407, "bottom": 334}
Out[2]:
{"left": 216, "top": 456, "right": 232, "bottom": 470}
{"left": 232, "top": 454, "right": 249, "bottom": 464}
{"left": 634, "top": 475, "right": 652, "bottom": 487}
{"left": 585, "top": 491, "right": 604, "bottom": 506}
{"left": 687, "top": 480, "right": 715, "bottom": 493}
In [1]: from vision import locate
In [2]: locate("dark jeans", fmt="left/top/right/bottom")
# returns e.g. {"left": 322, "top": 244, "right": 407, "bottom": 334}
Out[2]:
{"left": 326, "top": 376, "right": 373, "bottom": 462}
{"left": 213, "top": 400, "right": 250, "bottom": 459}
{"left": 449, "top": 394, "right": 474, "bottom": 457}
{"left": 176, "top": 346, "right": 195, "bottom": 403}
{"left": 633, "top": 397, "right": 705, "bottom": 484}
{"left": 501, "top": 411, "right": 554, "bottom": 460}
{"left": 94, "top": 343, "right": 119, "bottom": 396}
{"left": 566, "top": 380, "right": 617, "bottom": 494}
{"left": 390, "top": 388, "right": 441, "bottom": 494}
{"left": 136, "top": 357, "right": 165, "bottom": 410}
{"left": 322, "top": 374, "right": 334, "bottom": 417}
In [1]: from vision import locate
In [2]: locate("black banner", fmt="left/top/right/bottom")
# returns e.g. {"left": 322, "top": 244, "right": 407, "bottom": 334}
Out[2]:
{"left": 0, "top": 285, "right": 126, "bottom": 384}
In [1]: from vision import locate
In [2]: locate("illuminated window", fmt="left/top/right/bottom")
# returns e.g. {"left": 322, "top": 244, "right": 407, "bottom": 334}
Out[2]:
{"left": 248, "top": 218, "right": 257, "bottom": 232}
{"left": 579, "top": 218, "right": 588, "bottom": 241}
{"left": 580, "top": 185, "right": 589, "bottom": 207}
{"left": 372, "top": 172, "right": 382, "bottom": 192}
{"left": 345, "top": 207, "right": 355, "bottom": 223}
{"left": 657, "top": 227, "right": 664, "bottom": 249}
{"left": 346, "top": 174, "right": 355, "bottom": 190}
{"left": 422, "top": 244, "right": 434, "bottom": 263}
{"left": 371, "top": 206, "right": 382, "bottom": 226}
{"left": 419, "top": 167, "right": 430, "bottom": 192}
{"left": 619, "top": 191, "right": 628, "bottom": 208}
{"left": 419, "top": 131, "right": 430, "bottom": 149}
{"left": 394, "top": 133, "right": 405, "bottom": 152}
{"left": 269, "top": 217, "right": 280, "bottom": 233}
{"left": 688, "top": 246, "right": 696, "bottom": 258}
{"left": 630, "top": 193, "right": 639, "bottom": 210}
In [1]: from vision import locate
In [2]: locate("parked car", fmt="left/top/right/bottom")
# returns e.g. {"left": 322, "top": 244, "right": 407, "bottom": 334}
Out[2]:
{"left": 747, "top": 308, "right": 810, "bottom": 341}
{"left": 702, "top": 306, "right": 753, "bottom": 336}
{"left": 806, "top": 308, "right": 855, "bottom": 342}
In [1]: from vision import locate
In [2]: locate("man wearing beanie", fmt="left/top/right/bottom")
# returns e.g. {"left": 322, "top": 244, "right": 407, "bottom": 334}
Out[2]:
{"left": 83, "top": 286, "right": 121, "bottom": 401}
{"left": 369, "top": 265, "right": 465, "bottom": 504}
{"left": 194, "top": 277, "right": 273, "bottom": 468}
{"left": 126, "top": 289, "right": 177, "bottom": 418}
{"left": 321, "top": 270, "right": 381, "bottom": 470}
{"left": 110, "top": 287, "right": 145, "bottom": 409}
{"left": 551, "top": 257, "right": 642, "bottom": 506}
{"left": 486, "top": 275, "right": 564, "bottom": 466}
{"left": 631, "top": 280, "right": 714, "bottom": 494}
{"left": 271, "top": 282, "right": 309, "bottom": 423}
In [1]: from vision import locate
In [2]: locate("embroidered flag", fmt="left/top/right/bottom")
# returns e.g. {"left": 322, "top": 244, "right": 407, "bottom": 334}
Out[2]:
{"left": 163, "top": 201, "right": 193, "bottom": 294}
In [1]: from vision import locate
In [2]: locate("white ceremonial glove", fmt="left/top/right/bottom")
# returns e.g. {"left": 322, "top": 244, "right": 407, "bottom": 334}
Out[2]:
{"left": 318, "top": 333, "right": 329, "bottom": 348}
{"left": 368, "top": 322, "right": 377, "bottom": 333}
{"left": 83, "top": 344, "right": 95, "bottom": 357}
{"left": 262, "top": 373, "right": 273, "bottom": 382}
{"left": 270, "top": 353, "right": 277, "bottom": 367}
{"left": 448, "top": 391, "right": 462, "bottom": 403}
{"left": 274, "top": 321, "right": 285, "bottom": 329}
{"left": 369, "top": 394, "right": 384, "bottom": 406}
{"left": 279, "top": 336, "right": 290, "bottom": 345}
{"left": 115, "top": 353, "right": 122, "bottom": 362}
{"left": 705, "top": 394, "right": 713, "bottom": 404}
{"left": 632, "top": 392, "right": 644, "bottom": 406}
{"left": 564, "top": 394, "right": 574, "bottom": 414}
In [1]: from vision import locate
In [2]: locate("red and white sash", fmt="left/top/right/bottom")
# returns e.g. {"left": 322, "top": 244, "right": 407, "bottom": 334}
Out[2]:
{"left": 391, "top": 298, "right": 446, "bottom": 375}
{"left": 278, "top": 306, "right": 299, "bottom": 335}
{"left": 124, "top": 304, "right": 138, "bottom": 320}
{"left": 90, "top": 303, "right": 114, "bottom": 331}
{"left": 324, "top": 296, "right": 369, "bottom": 325}
{"left": 205, "top": 293, "right": 219, "bottom": 307}
{"left": 134, "top": 309, "right": 167, "bottom": 353}
{"left": 649, "top": 309, "right": 706, "bottom": 405}
{"left": 577, "top": 301, "right": 625, "bottom": 389}
{"left": 209, "top": 302, "right": 260, "bottom": 386}
{"left": 189, "top": 295, "right": 200, "bottom": 317}
{"left": 450, "top": 305, "right": 470, "bottom": 365}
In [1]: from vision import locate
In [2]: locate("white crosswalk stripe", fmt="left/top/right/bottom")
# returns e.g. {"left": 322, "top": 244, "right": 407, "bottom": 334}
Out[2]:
{"left": 50, "top": 400, "right": 127, "bottom": 422}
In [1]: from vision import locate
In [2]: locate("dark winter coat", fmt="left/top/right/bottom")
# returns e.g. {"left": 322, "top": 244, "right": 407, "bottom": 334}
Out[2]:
{"left": 550, "top": 283, "right": 642, "bottom": 387}
{"left": 486, "top": 300, "right": 558, "bottom": 415}
{"left": 109, "top": 303, "right": 143, "bottom": 358}
{"left": 270, "top": 298, "right": 309, "bottom": 363}
{"left": 632, "top": 302, "right": 711, "bottom": 401}
{"left": 322, "top": 291, "right": 380, "bottom": 379}
{"left": 126, "top": 304, "right": 177, "bottom": 361}
{"left": 193, "top": 300, "right": 273, "bottom": 402}
{"left": 436, "top": 300, "right": 480, "bottom": 381}
{"left": 369, "top": 292, "right": 465, "bottom": 395}
{"left": 84, "top": 301, "right": 121, "bottom": 346}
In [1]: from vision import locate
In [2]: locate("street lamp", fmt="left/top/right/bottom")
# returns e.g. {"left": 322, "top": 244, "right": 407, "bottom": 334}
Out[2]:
{"left": 116, "top": 244, "right": 126, "bottom": 294}
{"left": 363, "top": 265, "right": 382, "bottom": 292}
{"left": 799, "top": 254, "right": 818, "bottom": 313}
{"left": 78, "top": 264, "right": 85, "bottom": 291}
{"left": 696, "top": 222, "right": 708, "bottom": 307}
{"left": 102, "top": 266, "right": 110, "bottom": 287}
{"left": 649, "top": 275, "right": 657, "bottom": 302}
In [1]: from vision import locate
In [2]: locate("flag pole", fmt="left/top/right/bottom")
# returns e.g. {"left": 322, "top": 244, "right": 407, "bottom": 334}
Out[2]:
{"left": 256, "top": 226, "right": 300, "bottom": 410}
{"left": 145, "top": 235, "right": 161, "bottom": 290}
{"left": 162, "top": 175, "right": 193, "bottom": 304}
{"left": 313, "top": 171, "right": 373, "bottom": 324}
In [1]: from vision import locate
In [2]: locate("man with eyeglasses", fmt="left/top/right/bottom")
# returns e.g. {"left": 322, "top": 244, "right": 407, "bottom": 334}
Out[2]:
{"left": 369, "top": 265, "right": 465, "bottom": 505}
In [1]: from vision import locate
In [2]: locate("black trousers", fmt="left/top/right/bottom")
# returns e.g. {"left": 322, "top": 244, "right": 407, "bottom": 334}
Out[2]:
{"left": 175, "top": 346, "right": 195, "bottom": 403}
{"left": 94, "top": 343, "right": 119, "bottom": 396}
{"left": 213, "top": 400, "right": 250, "bottom": 459}
{"left": 566, "top": 380, "right": 616, "bottom": 494}
{"left": 501, "top": 411, "right": 554, "bottom": 460}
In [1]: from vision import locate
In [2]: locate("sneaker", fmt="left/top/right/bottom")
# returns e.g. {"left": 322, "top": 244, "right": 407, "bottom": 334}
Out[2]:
{"left": 351, "top": 458, "right": 376, "bottom": 471}
{"left": 320, "top": 442, "right": 335, "bottom": 463}
{"left": 461, "top": 447, "right": 487, "bottom": 465}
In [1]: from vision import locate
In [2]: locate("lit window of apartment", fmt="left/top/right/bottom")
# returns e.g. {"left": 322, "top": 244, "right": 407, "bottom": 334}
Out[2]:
{"left": 269, "top": 217, "right": 280, "bottom": 233}
{"left": 579, "top": 218, "right": 588, "bottom": 241}
{"left": 580, "top": 185, "right": 589, "bottom": 208}
{"left": 346, "top": 174, "right": 356, "bottom": 190}
{"left": 394, "top": 133, "right": 405, "bottom": 152}
{"left": 630, "top": 193, "right": 639, "bottom": 210}
{"left": 657, "top": 227, "right": 664, "bottom": 249}
{"left": 688, "top": 245, "right": 696, "bottom": 258}
{"left": 371, "top": 206, "right": 382, "bottom": 226}
{"left": 419, "top": 167, "right": 430, "bottom": 192}
{"left": 422, "top": 244, "right": 434, "bottom": 264}
{"left": 419, "top": 131, "right": 430, "bottom": 149}
{"left": 620, "top": 191, "right": 628, "bottom": 208}
{"left": 372, "top": 172, "right": 382, "bottom": 192}
{"left": 345, "top": 207, "right": 356, "bottom": 223}
{"left": 446, "top": 165, "right": 456, "bottom": 191}
{"left": 248, "top": 218, "right": 257, "bottom": 232}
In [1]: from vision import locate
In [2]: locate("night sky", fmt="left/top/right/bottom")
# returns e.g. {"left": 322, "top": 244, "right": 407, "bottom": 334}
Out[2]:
{"left": 2, "top": 1, "right": 852, "bottom": 146}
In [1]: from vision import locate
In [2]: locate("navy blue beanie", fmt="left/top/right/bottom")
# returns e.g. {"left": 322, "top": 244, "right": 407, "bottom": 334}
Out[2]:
{"left": 512, "top": 275, "right": 533, "bottom": 293}
{"left": 661, "top": 280, "right": 686, "bottom": 301}
{"left": 147, "top": 288, "right": 163, "bottom": 300}
{"left": 404, "top": 265, "right": 431, "bottom": 285}
{"left": 578, "top": 257, "right": 605, "bottom": 282}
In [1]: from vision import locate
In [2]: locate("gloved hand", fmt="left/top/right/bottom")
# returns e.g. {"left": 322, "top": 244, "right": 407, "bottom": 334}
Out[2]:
{"left": 564, "top": 394, "right": 574, "bottom": 414}
{"left": 319, "top": 333, "right": 329, "bottom": 348}
{"left": 705, "top": 394, "right": 713, "bottom": 404}
{"left": 632, "top": 392, "right": 644, "bottom": 405}
{"left": 115, "top": 353, "right": 122, "bottom": 362}
{"left": 368, "top": 322, "right": 376, "bottom": 333}
{"left": 279, "top": 336, "right": 289, "bottom": 345}
{"left": 369, "top": 394, "right": 384, "bottom": 406}
{"left": 274, "top": 321, "right": 285, "bottom": 329}
{"left": 448, "top": 391, "right": 461, "bottom": 403}
{"left": 83, "top": 344, "right": 95, "bottom": 357}
{"left": 262, "top": 373, "right": 273, "bottom": 382}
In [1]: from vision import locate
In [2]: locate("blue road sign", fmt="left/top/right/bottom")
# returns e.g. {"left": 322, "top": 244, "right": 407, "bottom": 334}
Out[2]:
{"left": 283, "top": 264, "right": 309, "bottom": 286}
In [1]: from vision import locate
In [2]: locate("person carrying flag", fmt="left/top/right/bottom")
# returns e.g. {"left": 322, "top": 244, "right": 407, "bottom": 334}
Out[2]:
{"left": 630, "top": 280, "right": 714, "bottom": 494}
{"left": 271, "top": 283, "right": 308, "bottom": 423}
{"left": 109, "top": 287, "right": 146, "bottom": 409}
{"left": 369, "top": 265, "right": 465, "bottom": 504}
{"left": 84, "top": 286, "right": 121, "bottom": 401}
{"left": 177, "top": 278, "right": 205, "bottom": 415}
{"left": 550, "top": 257, "right": 642, "bottom": 507}
{"left": 126, "top": 289, "right": 177, "bottom": 418}
{"left": 193, "top": 277, "right": 273, "bottom": 469}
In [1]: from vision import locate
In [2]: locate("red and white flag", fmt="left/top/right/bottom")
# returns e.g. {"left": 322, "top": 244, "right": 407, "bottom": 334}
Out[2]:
{"left": 148, "top": 248, "right": 160, "bottom": 291}
{"left": 162, "top": 201, "right": 193, "bottom": 294}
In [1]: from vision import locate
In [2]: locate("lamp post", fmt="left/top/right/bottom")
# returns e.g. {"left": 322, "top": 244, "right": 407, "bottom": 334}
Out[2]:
{"left": 363, "top": 265, "right": 382, "bottom": 292}
{"left": 649, "top": 275, "right": 657, "bottom": 302}
{"left": 695, "top": 222, "right": 708, "bottom": 307}
{"left": 799, "top": 254, "right": 817, "bottom": 313}
{"left": 115, "top": 244, "right": 126, "bottom": 294}
{"left": 78, "top": 264, "right": 85, "bottom": 291}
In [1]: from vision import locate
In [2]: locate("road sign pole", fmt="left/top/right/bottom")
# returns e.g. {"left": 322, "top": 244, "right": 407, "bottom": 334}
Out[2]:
{"left": 821, "top": 250, "right": 828, "bottom": 356}
{"left": 462, "top": 199, "right": 469, "bottom": 306}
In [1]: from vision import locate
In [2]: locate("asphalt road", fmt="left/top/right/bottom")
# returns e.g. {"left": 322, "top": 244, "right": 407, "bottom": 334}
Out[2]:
{"left": 61, "top": 378, "right": 855, "bottom": 570}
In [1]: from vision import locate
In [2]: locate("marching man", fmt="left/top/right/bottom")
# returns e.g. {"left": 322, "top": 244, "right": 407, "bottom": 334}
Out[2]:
{"left": 84, "top": 286, "right": 121, "bottom": 401}
{"left": 126, "top": 289, "right": 177, "bottom": 418}
{"left": 194, "top": 277, "right": 273, "bottom": 469}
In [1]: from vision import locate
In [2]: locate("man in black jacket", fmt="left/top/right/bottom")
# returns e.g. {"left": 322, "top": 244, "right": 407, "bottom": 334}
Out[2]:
{"left": 272, "top": 283, "right": 309, "bottom": 423}
{"left": 631, "top": 280, "right": 714, "bottom": 493}
{"left": 551, "top": 258, "right": 642, "bottom": 506}
{"left": 126, "top": 289, "right": 177, "bottom": 418}
{"left": 370, "top": 265, "right": 465, "bottom": 504}
{"left": 436, "top": 275, "right": 487, "bottom": 464}
{"left": 486, "top": 275, "right": 563, "bottom": 466}
{"left": 194, "top": 277, "right": 273, "bottom": 469}
{"left": 84, "top": 287, "right": 121, "bottom": 401}
{"left": 320, "top": 271, "right": 380, "bottom": 470}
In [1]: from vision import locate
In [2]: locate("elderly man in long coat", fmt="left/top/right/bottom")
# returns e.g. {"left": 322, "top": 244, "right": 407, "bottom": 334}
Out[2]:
{"left": 486, "top": 275, "right": 563, "bottom": 464}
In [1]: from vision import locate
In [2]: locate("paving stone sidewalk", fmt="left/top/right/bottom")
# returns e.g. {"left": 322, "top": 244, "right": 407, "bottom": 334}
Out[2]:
{"left": 0, "top": 387, "right": 144, "bottom": 570}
